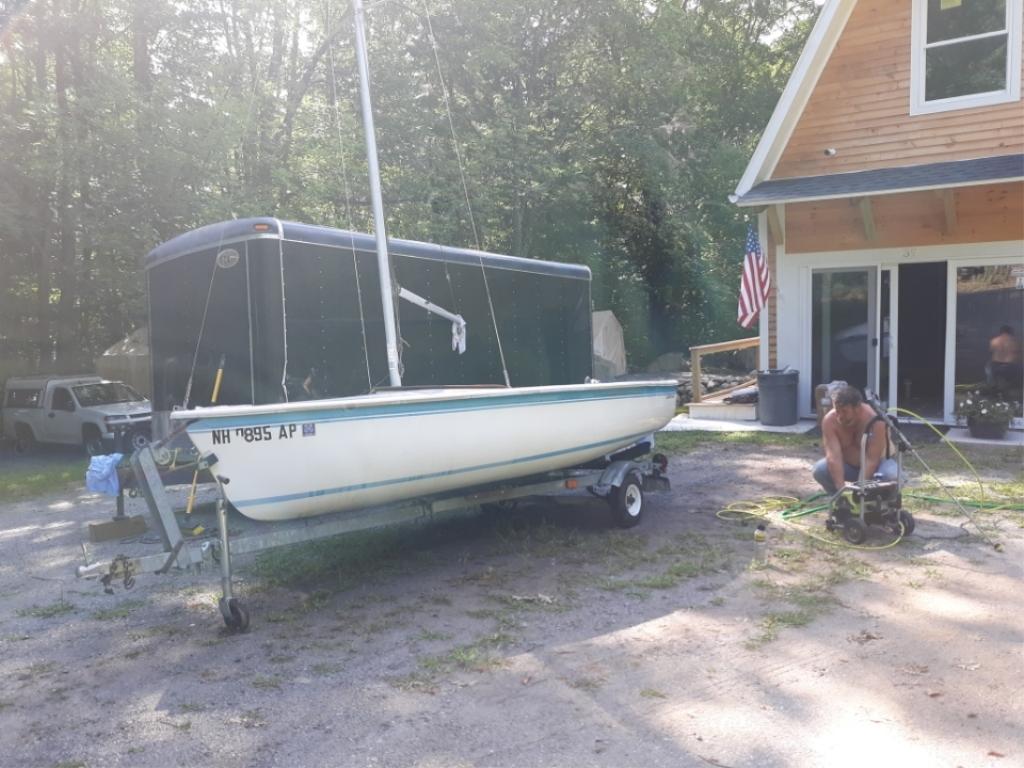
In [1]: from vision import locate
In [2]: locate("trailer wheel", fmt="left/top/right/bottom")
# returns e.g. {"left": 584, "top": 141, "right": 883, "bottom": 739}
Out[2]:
{"left": 611, "top": 471, "right": 644, "bottom": 529}
{"left": 220, "top": 597, "right": 250, "bottom": 633}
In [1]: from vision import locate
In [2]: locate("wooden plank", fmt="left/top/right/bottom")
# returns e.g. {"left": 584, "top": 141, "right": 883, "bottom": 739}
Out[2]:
{"left": 857, "top": 197, "right": 876, "bottom": 242}
{"left": 942, "top": 189, "right": 957, "bottom": 235}
{"left": 767, "top": 205, "right": 785, "bottom": 247}
{"left": 691, "top": 351, "right": 703, "bottom": 403}
{"left": 689, "top": 337, "right": 760, "bottom": 355}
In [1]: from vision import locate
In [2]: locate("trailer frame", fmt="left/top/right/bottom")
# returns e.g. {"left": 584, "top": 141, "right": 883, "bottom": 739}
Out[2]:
{"left": 77, "top": 442, "right": 670, "bottom": 631}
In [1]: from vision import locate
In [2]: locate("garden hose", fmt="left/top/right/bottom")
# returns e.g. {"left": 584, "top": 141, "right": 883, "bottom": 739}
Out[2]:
{"left": 717, "top": 494, "right": 907, "bottom": 551}
{"left": 716, "top": 409, "right": 1021, "bottom": 551}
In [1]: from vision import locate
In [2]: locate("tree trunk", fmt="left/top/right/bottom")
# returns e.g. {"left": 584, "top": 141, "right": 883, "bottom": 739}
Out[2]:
{"left": 53, "top": 42, "right": 80, "bottom": 367}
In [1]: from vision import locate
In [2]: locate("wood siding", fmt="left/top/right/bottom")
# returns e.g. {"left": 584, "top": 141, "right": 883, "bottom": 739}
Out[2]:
{"left": 773, "top": 0, "right": 1024, "bottom": 178}
{"left": 785, "top": 182, "right": 1024, "bottom": 253}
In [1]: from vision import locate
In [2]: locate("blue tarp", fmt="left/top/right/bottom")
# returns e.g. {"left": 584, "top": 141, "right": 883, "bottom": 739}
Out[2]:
{"left": 85, "top": 454, "right": 124, "bottom": 497}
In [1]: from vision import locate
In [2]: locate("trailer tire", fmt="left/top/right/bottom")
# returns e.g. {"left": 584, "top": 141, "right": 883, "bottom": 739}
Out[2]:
{"left": 611, "top": 471, "right": 644, "bottom": 529}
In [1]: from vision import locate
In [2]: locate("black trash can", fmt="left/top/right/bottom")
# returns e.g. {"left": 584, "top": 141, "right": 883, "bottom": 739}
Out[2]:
{"left": 757, "top": 369, "right": 799, "bottom": 426}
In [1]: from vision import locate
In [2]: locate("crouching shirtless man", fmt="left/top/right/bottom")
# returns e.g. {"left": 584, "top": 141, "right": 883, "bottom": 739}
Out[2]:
{"left": 812, "top": 385, "right": 898, "bottom": 519}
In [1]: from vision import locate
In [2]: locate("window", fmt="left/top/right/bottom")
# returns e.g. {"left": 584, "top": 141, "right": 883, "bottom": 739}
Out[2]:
{"left": 4, "top": 388, "right": 41, "bottom": 408}
{"left": 911, "top": 0, "right": 1022, "bottom": 114}
{"left": 72, "top": 382, "right": 144, "bottom": 407}
{"left": 52, "top": 388, "right": 75, "bottom": 411}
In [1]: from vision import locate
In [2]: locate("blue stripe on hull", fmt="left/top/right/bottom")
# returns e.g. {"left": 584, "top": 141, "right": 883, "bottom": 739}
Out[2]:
{"left": 231, "top": 429, "right": 655, "bottom": 509}
{"left": 185, "top": 385, "right": 676, "bottom": 433}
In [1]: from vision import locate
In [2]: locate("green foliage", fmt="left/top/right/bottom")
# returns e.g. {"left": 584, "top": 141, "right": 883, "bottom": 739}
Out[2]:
{"left": 0, "top": 455, "right": 83, "bottom": 503}
{"left": 0, "top": 0, "right": 817, "bottom": 373}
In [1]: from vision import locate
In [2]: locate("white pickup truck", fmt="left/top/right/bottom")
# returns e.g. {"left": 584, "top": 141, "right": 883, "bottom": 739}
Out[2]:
{"left": 2, "top": 375, "right": 151, "bottom": 455}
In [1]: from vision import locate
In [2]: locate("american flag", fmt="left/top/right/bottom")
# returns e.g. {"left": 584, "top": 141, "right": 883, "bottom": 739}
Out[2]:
{"left": 737, "top": 224, "right": 770, "bottom": 329}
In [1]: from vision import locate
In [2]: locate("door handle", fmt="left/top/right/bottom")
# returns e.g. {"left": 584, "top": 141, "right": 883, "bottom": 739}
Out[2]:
{"left": 48, "top": 412, "right": 55, "bottom": 418}
{"left": 871, "top": 338, "right": 879, "bottom": 347}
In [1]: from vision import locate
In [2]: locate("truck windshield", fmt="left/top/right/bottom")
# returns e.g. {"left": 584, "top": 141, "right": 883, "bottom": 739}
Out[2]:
{"left": 72, "top": 383, "right": 145, "bottom": 407}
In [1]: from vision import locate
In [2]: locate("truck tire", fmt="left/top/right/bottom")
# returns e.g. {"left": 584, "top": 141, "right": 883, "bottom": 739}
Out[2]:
{"left": 82, "top": 426, "right": 106, "bottom": 457}
{"left": 14, "top": 424, "right": 35, "bottom": 455}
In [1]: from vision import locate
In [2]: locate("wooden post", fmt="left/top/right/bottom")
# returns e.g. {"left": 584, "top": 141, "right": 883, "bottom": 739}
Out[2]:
{"left": 692, "top": 352, "right": 703, "bottom": 403}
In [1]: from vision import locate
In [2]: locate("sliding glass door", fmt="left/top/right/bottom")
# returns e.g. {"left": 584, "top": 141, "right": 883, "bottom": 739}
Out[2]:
{"left": 811, "top": 268, "right": 877, "bottom": 401}
{"left": 951, "top": 263, "right": 1024, "bottom": 423}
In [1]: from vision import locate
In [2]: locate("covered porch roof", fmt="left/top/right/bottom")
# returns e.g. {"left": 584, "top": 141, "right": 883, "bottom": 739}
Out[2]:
{"left": 733, "top": 153, "right": 1024, "bottom": 207}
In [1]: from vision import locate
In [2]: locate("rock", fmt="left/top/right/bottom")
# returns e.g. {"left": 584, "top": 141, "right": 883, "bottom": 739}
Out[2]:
{"left": 646, "top": 352, "right": 690, "bottom": 373}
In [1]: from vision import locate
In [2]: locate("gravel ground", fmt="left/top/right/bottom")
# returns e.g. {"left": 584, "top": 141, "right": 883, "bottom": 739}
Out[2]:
{"left": 1, "top": 437, "right": 1021, "bottom": 768}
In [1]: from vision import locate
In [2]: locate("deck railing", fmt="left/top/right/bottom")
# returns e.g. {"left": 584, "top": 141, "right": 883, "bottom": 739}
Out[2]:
{"left": 688, "top": 336, "right": 759, "bottom": 403}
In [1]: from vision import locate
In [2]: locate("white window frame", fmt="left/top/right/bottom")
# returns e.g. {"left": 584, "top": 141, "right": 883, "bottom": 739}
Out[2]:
{"left": 910, "top": 0, "right": 1023, "bottom": 115}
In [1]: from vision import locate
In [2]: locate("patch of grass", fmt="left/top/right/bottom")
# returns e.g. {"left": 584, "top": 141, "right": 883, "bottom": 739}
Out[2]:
{"left": 179, "top": 702, "right": 206, "bottom": 713}
{"left": 92, "top": 599, "right": 144, "bottom": 621}
{"left": 0, "top": 455, "right": 83, "bottom": 503}
{"left": 253, "top": 513, "right": 483, "bottom": 591}
{"left": 52, "top": 761, "right": 87, "bottom": 768}
{"left": 251, "top": 676, "right": 282, "bottom": 690}
{"left": 568, "top": 675, "right": 605, "bottom": 692}
{"left": 655, "top": 430, "right": 815, "bottom": 456}
{"left": 311, "top": 662, "right": 344, "bottom": 675}
{"left": 17, "top": 601, "right": 75, "bottom": 619}
{"left": 747, "top": 609, "right": 814, "bottom": 647}
{"left": 416, "top": 629, "right": 453, "bottom": 642}
{"left": 640, "top": 688, "right": 668, "bottom": 699}
{"left": 17, "top": 662, "right": 57, "bottom": 681}
{"left": 389, "top": 671, "right": 439, "bottom": 694}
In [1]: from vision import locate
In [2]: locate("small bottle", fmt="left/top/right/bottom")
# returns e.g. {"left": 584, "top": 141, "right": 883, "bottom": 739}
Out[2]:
{"left": 754, "top": 524, "right": 768, "bottom": 566}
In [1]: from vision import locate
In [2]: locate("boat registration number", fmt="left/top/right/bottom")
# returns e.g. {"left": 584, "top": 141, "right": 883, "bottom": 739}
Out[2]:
{"left": 211, "top": 423, "right": 314, "bottom": 445}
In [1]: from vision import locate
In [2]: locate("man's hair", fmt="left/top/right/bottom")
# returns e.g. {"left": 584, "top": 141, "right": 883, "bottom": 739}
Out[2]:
{"left": 833, "top": 385, "right": 862, "bottom": 408}
{"left": 999, "top": 324, "right": 1014, "bottom": 336}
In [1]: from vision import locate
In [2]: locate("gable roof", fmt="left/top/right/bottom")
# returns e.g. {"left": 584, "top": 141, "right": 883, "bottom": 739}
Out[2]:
{"left": 735, "top": 153, "right": 1024, "bottom": 207}
{"left": 733, "top": 0, "right": 858, "bottom": 199}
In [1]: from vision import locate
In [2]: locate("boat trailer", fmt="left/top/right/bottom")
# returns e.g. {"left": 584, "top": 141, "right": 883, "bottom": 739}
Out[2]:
{"left": 76, "top": 443, "right": 671, "bottom": 632}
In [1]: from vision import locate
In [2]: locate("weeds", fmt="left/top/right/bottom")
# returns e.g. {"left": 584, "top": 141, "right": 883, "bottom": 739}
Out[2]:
{"left": 92, "top": 600, "right": 144, "bottom": 621}
{"left": 0, "top": 454, "right": 83, "bottom": 503}
{"left": 17, "top": 601, "right": 74, "bottom": 619}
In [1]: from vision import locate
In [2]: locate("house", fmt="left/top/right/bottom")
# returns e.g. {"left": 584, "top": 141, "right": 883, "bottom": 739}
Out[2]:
{"left": 732, "top": 0, "right": 1023, "bottom": 425}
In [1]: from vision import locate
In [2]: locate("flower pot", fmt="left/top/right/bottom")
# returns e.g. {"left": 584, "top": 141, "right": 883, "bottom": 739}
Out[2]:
{"left": 967, "top": 418, "right": 1008, "bottom": 440}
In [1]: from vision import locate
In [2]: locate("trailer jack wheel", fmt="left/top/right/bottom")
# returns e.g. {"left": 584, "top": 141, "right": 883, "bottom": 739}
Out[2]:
{"left": 611, "top": 471, "right": 644, "bottom": 529}
{"left": 219, "top": 597, "right": 250, "bottom": 633}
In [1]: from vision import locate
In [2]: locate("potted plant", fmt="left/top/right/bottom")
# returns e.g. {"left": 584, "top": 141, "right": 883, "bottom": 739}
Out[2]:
{"left": 955, "top": 388, "right": 1018, "bottom": 440}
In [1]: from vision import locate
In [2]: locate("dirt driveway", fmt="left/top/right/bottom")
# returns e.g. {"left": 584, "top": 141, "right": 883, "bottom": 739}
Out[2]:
{"left": 1, "top": 435, "right": 1021, "bottom": 768}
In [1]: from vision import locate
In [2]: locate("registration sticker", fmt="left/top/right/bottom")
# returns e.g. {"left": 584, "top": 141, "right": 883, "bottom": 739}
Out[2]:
{"left": 302, "top": 423, "right": 316, "bottom": 437}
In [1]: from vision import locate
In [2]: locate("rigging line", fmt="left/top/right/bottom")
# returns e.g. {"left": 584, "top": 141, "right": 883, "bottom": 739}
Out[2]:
{"left": 183, "top": 225, "right": 229, "bottom": 409}
{"left": 326, "top": 6, "right": 374, "bottom": 391}
{"left": 421, "top": 1, "right": 510, "bottom": 387}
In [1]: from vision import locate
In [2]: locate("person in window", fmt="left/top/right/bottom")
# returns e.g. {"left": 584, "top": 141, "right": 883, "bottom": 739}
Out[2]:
{"left": 988, "top": 325, "right": 1023, "bottom": 396}
{"left": 812, "top": 386, "right": 898, "bottom": 520}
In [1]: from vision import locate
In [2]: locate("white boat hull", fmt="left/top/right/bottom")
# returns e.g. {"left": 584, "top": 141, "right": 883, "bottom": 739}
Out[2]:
{"left": 174, "top": 381, "right": 677, "bottom": 522}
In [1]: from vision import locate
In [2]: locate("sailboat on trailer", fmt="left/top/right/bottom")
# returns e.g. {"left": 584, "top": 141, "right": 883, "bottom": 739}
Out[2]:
{"left": 166, "top": 0, "right": 677, "bottom": 522}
